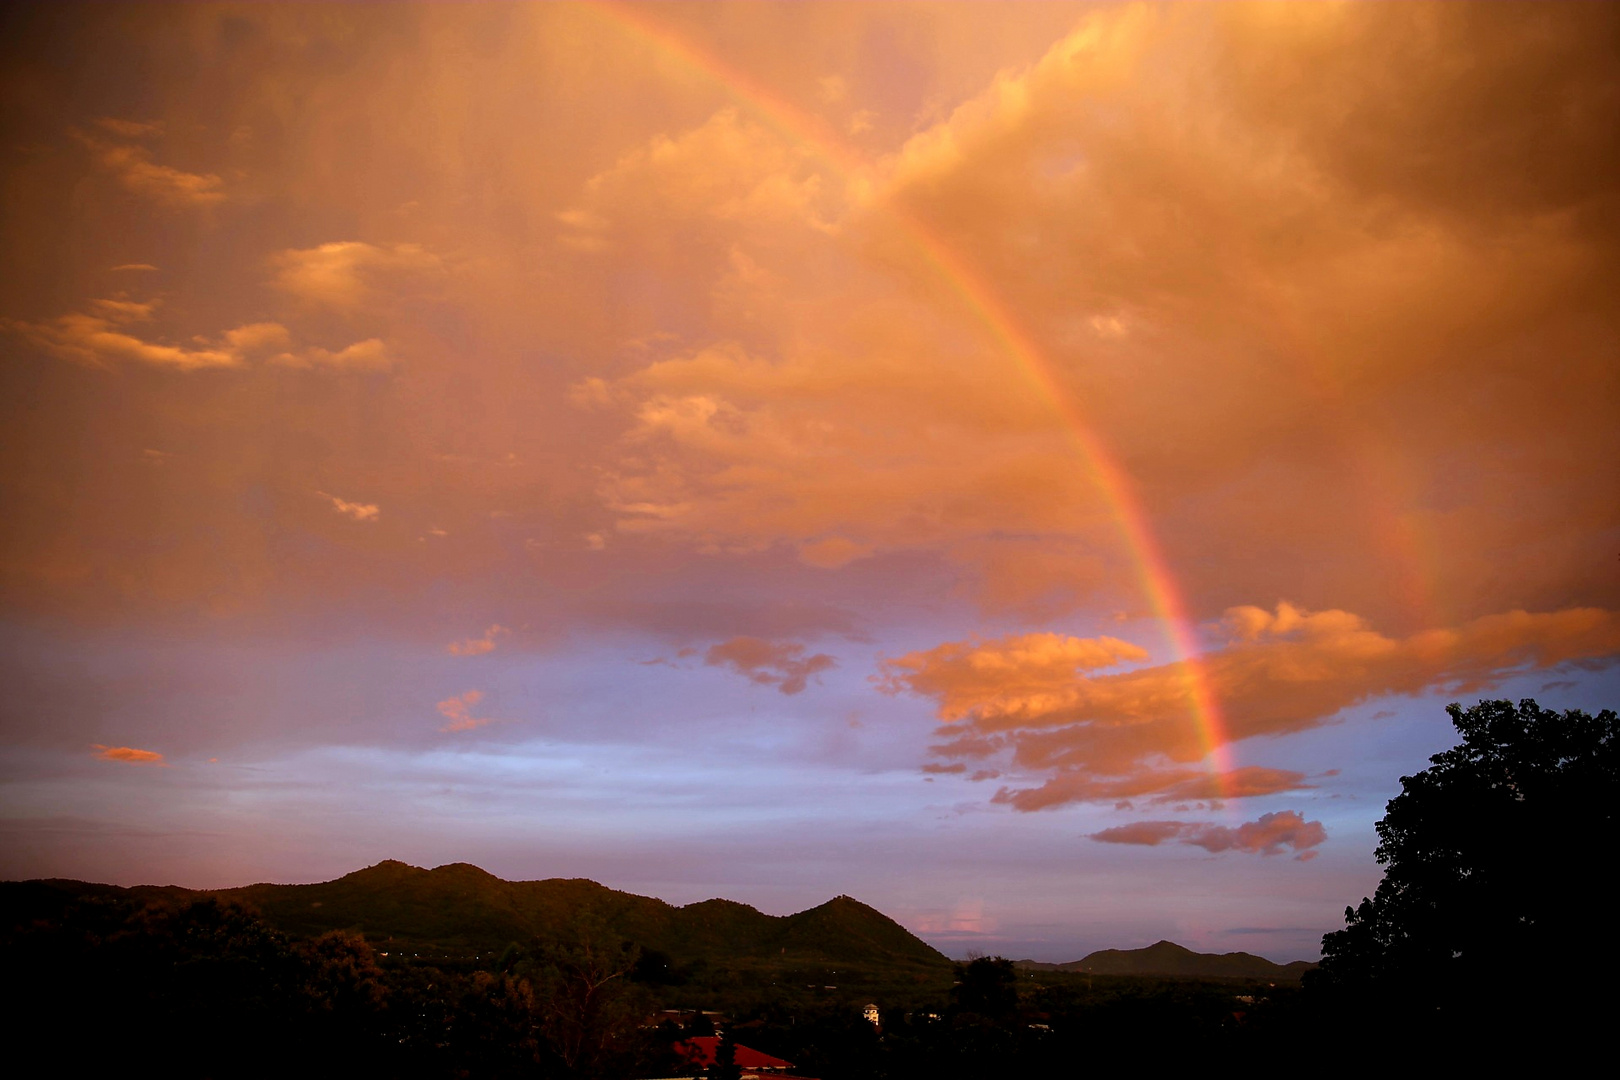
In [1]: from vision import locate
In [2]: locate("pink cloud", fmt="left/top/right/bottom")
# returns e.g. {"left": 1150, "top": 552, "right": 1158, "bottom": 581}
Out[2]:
{"left": 91, "top": 744, "right": 165, "bottom": 765}
{"left": 705, "top": 637, "right": 836, "bottom": 695}
{"left": 447, "top": 625, "right": 509, "bottom": 657}
{"left": 436, "top": 690, "right": 498, "bottom": 733}
{"left": 1090, "top": 811, "right": 1326, "bottom": 857}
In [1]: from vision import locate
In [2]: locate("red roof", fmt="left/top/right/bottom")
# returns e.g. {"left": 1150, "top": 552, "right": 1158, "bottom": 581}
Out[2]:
{"left": 674, "top": 1036, "right": 795, "bottom": 1070}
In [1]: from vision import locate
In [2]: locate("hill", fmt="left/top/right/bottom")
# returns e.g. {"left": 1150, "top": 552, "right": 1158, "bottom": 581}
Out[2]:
{"left": 1015, "top": 940, "right": 1314, "bottom": 980}
{"left": 2, "top": 860, "right": 949, "bottom": 972}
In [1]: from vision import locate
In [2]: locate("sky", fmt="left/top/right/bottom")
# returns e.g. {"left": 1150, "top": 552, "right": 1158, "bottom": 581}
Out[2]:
{"left": 2, "top": 1, "right": 1617, "bottom": 964}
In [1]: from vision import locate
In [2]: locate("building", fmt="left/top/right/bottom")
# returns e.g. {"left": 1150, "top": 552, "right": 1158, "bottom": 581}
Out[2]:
{"left": 667, "top": 1036, "right": 817, "bottom": 1080}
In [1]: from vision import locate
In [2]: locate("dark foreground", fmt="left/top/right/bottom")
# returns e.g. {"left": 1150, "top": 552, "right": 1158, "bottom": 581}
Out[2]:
{"left": 4, "top": 878, "right": 1327, "bottom": 1079}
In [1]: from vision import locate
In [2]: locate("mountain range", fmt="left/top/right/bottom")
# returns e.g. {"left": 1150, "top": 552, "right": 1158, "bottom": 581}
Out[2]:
{"left": 4, "top": 861, "right": 1313, "bottom": 978}
{"left": 4, "top": 859, "right": 947, "bottom": 972}
{"left": 1016, "top": 939, "right": 1315, "bottom": 980}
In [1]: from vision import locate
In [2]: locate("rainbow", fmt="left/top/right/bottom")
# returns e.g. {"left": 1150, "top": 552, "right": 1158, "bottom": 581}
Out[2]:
{"left": 588, "top": 2, "right": 1236, "bottom": 784}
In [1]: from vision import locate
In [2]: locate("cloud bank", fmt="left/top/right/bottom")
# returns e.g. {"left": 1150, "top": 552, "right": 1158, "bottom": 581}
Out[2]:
{"left": 885, "top": 604, "right": 1620, "bottom": 810}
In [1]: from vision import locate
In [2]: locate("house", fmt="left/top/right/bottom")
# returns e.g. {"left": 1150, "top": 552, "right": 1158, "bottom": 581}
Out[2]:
{"left": 667, "top": 1036, "right": 818, "bottom": 1080}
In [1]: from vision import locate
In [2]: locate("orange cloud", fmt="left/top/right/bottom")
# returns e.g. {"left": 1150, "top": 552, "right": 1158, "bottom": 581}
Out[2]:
{"left": 886, "top": 604, "right": 1620, "bottom": 809}
{"left": 705, "top": 637, "right": 836, "bottom": 695}
{"left": 272, "top": 338, "right": 394, "bottom": 371}
{"left": 447, "top": 625, "right": 509, "bottom": 657}
{"left": 91, "top": 744, "right": 165, "bottom": 765}
{"left": 95, "top": 117, "right": 164, "bottom": 139}
{"left": 1090, "top": 810, "right": 1326, "bottom": 858}
{"left": 436, "top": 690, "right": 496, "bottom": 733}
{"left": 80, "top": 135, "right": 224, "bottom": 206}
{"left": 222, "top": 322, "right": 293, "bottom": 354}
{"left": 559, "top": 107, "right": 834, "bottom": 252}
{"left": 877, "top": 632, "right": 1149, "bottom": 722}
{"left": 0, "top": 3, "right": 1612, "bottom": 801}
{"left": 566, "top": 2, "right": 1619, "bottom": 632}
{"left": 319, "top": 492, "right": 380, "bottom": 522}
{"left": 5, "top": 307, "right": 241, "bottom": 371}
{"left": 5, "top": 302, "right": 384, "bottom": 374}
{"left": 271, "top": 241, "right": 442, "bottom": 308}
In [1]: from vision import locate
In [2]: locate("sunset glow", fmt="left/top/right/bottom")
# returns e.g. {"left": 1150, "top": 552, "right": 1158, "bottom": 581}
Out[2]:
{"left": 2, "top": 1, "right": 1616, "bottom": 962}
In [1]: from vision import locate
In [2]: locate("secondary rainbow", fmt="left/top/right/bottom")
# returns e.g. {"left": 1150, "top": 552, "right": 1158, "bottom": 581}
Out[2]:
{"left": 590, "top": 2, "right": 1236, "bottom": 784}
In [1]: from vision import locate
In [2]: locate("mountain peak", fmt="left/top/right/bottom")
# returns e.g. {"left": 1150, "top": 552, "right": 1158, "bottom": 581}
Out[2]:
{"left": 429, "top": 862, "right": 501, "bottom": 882}
{"left": 340, "top": 859, "right": 426, "bottom": 882}
{"left": 1060, "top": 939, "right": 1314, "bottom": 979}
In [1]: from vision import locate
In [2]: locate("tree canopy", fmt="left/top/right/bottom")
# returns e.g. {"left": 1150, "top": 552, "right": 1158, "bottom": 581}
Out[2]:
{"left": 1312, "top": 698, "right": 1618, "bottom": 1040}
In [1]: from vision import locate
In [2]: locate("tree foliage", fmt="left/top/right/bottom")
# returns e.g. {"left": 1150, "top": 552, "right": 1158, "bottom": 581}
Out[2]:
{"left": 708, "top": 1026, "right": 742, "bottom": 1080}
{"left": 1313, "top": 699, "right": 1619, "bottom": 1037}
{"left": 950, "top": 956, "right": 1019, "bottom": 1021}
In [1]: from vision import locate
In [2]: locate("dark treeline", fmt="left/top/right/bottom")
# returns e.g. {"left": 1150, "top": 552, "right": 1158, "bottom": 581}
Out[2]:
{"left": 3, "top": 890, "right": 683, "bottom": 1078}
{"left": 2, "top": 877, "right": 1583, "bottom": 1077}
{"left": 3, "top": 888, "right": 1307, "bottom": 1077}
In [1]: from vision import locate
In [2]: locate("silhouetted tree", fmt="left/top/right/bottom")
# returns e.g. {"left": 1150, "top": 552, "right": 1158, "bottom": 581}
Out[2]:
{"left": 950, "top": 956, "right": 1019, "bottom": 1021}
{"left": 527, "top": 913, "right": 646, "bottom": 1078}
{"left": 1312, "top": 698, "right": 1618, "bottom": 1048}
{"left": 708, "top": 1026, "right": 742, "bottom": 1080}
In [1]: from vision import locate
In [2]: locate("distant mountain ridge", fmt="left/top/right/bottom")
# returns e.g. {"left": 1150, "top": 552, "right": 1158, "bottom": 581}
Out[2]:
{"left": 5, "top": 859, "right": 949, "bottom": 971}
{"left": 6, "top": 863, "right": 1316, "bottom": 979}
{"left": 1015, "top": 939, "right": 1315, "bottom": 980}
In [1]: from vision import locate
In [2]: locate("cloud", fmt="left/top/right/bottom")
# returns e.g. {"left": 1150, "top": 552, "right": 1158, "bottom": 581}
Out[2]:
{"left": 575, "top": 2, "right": 1620, "bottom": 629}
{"left": 271, "top": 242, "right": 442, "bottom": 308}
{"left": 5, "top": 306, "right": 242, "bottom": 370}
{"left": 911, "top": 899, "right": 997, "bottom": 939}
{"left": 94, "top": 118, "right": 163, "bottom": 138}
{"left": 89, "top": 298, "right": 159, "bottom": 321}
{"left": 594, "top": 335, "right": 1101, "bottom": 576}
{"left": 91, "top": 744, "right": 165, "bottom": 765}
{"left": 447, "top": 625, "right": 508, "bottom": 656}
{"left": 877, "top": 632, "right": 1149, "bottom": 721}
{"left": 705, "top": 636, "right": 836, "bottom": 695}
{"left": 81, "top": 136, "right": 224, "bottom": 206}
{"left": 110, "top": 263, "right": 159, "bottom": 273}
{"left": 1089, "top": 811, "right": 1326, "bottom": 858}
{"left": 558, "top": 108, "right": 834, "bottom": 253}
{"left": 7, "top": 304, "right": 387, "bottom": 374}
{"left": 1086, "top": 820, "right": 1184, "bottom": 847}
{"left": 436, "top": 690, "right": 497, "bottom": 733}
{"left": 884, "top": 604, "right": 1620, "bottom": 810}
{"left": 222, "top": 322, "right": 293, "bottom": 354}
{"left": 319, "top": 492, "right": 380, "bottom": 522}
{"left": 272, "top": 338, "right": 394, "bottom": 371}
